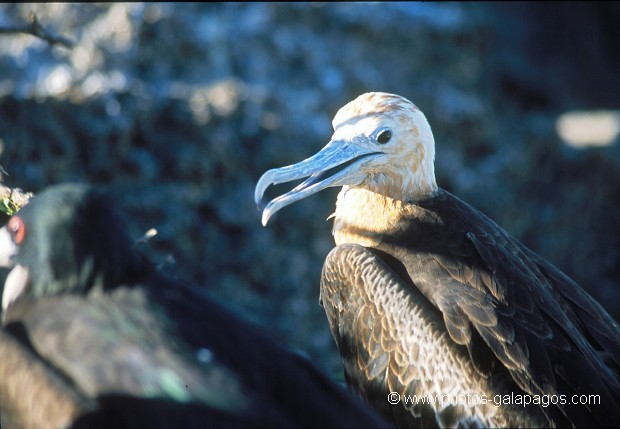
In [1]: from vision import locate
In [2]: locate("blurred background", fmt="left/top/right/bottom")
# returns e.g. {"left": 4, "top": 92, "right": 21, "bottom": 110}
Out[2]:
{"left": 0, "top": 2, "right": 618, "bottom": 378}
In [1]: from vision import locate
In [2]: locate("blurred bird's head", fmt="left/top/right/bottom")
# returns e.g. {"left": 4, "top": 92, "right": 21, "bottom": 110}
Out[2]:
{"left": 255, "top": 92, "right": 438, "bottom": 225}
{"left": 0, "top": 184, "right": 144, "bottom": 315}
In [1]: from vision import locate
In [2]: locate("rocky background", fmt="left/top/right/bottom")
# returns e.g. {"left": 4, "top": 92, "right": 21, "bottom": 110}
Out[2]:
{"left": 0, "top": 3, "right": 619, "bottom": 379}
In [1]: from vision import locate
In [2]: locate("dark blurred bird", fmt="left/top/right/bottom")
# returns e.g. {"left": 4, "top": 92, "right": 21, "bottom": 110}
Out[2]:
{"left": 0, "top": 183, "right": 390, "bottom": 429}
{"left": 255, "top": 92, "right": 620, "bottom": 428}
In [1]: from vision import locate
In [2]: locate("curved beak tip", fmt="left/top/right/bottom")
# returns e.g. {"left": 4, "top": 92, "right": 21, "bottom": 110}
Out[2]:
{"left": 260, "top": 203, "right": 275, "bottom": 226}
{"left": 253, "top": 140, "right": 376, "bottom": 227}
{"left": 254, "top": 193, "right": 263, "bottom": 211}
{"left": 254, "top": 172, "right": 274, "bottom": 210}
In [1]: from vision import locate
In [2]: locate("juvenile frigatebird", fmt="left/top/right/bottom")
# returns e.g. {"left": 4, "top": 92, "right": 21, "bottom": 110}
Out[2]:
{"left": 0, "top": 183, "right": 390, "bottom": 429}
{"left": 255, "top": 92, "right": 620, "bottom": 428}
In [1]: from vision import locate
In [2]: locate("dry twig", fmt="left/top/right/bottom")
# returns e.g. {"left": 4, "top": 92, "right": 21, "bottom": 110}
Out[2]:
{"left": 0, "top": 11, "right": 74, "bottom": 49}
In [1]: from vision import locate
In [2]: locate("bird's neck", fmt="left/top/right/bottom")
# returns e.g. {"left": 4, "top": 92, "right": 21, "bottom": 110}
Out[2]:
{"left": 331, "top": 187, "right": 437, "bottom": 246}
{"left": 369, "top": 154, "right": 438, "bottom": 204}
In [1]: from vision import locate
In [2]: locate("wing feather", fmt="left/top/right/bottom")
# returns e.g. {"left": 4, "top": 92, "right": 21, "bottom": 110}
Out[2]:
{"left": 324, "top": 189, "right": 620, "bottom": 427}
{"left": 321, "top": 243, "right": 549, "bottom": 427}
{"left": 392, "top": 190, "right": 620, "bottom": 426}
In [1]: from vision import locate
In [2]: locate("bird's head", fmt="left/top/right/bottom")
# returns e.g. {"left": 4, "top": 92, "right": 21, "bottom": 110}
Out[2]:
{"left": 255, "top": 92, "right": 438, "bottom": 225}
{"left": 0, "top": 184, "right": 145, "bottom": 315}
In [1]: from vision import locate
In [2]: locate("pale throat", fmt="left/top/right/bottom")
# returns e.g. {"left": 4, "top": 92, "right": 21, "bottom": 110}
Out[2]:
{"left": 331, "top": 183, "right": 437, "bottom": 247}
{"left": 331, "top": 152, "right": 439, "bottom": 246}
{"left": 368, "top": 160, "right": 438, "bottom": 203}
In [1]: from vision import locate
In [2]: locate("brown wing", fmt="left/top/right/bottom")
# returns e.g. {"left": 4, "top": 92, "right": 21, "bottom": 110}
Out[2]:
{"left": 520, "top": 243, "right": 620, "bottom": 371}
{"left": 4, "top": 289, "right": 248, "bottom": 409}
{"left": 321, "top": 189, "right": 620, "bottom": 427}
{"left": 377, "top": 189, "right": 620, "bottom": 426}
{"left": 0, "top": 329, "right": 96, "bottom": 429}
{"left": 4, "top": 280, "right": 391, "bottom": 428}
{"left": 321, "top": 243, "right": 550, "bottom": 428}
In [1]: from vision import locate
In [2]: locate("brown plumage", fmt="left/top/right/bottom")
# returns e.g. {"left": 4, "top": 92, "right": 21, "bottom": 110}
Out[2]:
{"left": 0, "top": 329, "right": 96, "bottom": 429}
{"left": 255, "top": 92, "right": 620, "bottom": 427}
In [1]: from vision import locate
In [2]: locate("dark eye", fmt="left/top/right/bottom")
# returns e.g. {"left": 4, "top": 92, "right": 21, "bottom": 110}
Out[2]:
{"left": 7, "top": 216, "right": 26, "bottom": 245}
{"left": 376, "top": 129, "right": 392, "bottom": 144}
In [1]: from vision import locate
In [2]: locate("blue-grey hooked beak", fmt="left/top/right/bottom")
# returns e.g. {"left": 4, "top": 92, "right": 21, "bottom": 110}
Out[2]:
{"left": 254, "top": 139, "right": 381, "bottom": 226}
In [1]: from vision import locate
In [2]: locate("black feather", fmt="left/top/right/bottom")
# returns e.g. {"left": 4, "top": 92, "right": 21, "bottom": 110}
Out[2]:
{"left": 0, "top": 183, "right": 390, "bottom": 428}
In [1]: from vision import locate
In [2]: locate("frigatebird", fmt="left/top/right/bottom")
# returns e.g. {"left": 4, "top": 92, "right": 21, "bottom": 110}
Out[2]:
{"left": 255, "top": 92, "right": 620, "bottom": 428}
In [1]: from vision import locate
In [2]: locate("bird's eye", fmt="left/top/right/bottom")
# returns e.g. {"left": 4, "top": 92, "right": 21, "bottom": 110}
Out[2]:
{"left": 7, "top": 216, "right": 26, "bottom": 245}
{"left": 376, "top": 129, "right": 392, "bottom": 144}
